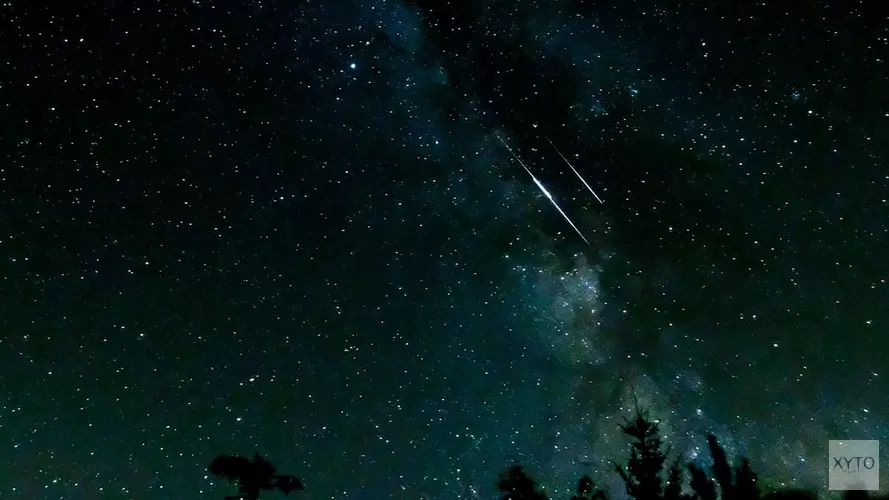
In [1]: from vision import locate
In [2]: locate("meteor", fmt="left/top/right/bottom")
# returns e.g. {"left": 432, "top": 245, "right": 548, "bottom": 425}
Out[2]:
{"left": 494, "top": 134, "right": 591, "bottom": 246}
{"left": 545, "top": 136, "right": 605, "bottom": 205}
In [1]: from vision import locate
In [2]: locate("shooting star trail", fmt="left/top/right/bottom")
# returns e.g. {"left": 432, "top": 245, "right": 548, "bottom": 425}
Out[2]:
{"left": 494, "top": 134, "right": 591, "bottom": 245}
{"left": 545, "top": 136, "right": 605, "bottom": 205}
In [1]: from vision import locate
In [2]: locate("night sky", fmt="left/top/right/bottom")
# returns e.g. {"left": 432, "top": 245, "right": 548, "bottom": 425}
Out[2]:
{"left": 1, "top": 0, "right": 887, "bottom": 499}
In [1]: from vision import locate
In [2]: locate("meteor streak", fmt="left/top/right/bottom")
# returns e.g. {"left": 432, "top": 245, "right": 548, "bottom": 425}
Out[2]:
{"left": 545, "top": 136, "right": 605, "bottom": 205}
{"left": 494, "top": 134, "right": 591, "bottom": 245}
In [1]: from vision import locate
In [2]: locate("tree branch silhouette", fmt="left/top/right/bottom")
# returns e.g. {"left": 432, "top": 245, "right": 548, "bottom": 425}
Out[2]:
{"left": 208, "top": 452, "right": 304, "bottom": 500}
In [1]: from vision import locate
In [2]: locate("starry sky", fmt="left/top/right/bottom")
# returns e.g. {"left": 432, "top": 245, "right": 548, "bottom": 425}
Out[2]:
{"left": 1, "top": 0, "right": 887, "bottom": 499}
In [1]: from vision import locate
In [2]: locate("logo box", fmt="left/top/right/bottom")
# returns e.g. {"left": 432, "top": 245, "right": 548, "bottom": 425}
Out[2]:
{"left": 828, "top": 440, "right": 879, "bottom": 491}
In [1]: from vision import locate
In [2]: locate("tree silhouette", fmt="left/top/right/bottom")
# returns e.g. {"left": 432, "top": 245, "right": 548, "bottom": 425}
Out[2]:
{"left": 664, "top": 457, "right": 694, "bottom": 500}
{"left": 614, "top": 407, "right": 671, "bottom": 500}
{"left": 204, "top": 409, "right": 889, "bottom": 500}
{"left": 692, "top": 434, "right": 766, "bottom": 500}
{"left": 707, "top": 434, "right": 734, "bottom": 500}
{"left": 497, "top": 465, "right": 549, "bottom": 500}
{"left": 687, "top": 461, "right": 717, "bottom": 500}
{"left": 208, "top": 452, "right": 304, "bottom": 500}
{"left": 491, "top": 404, "right": 889, "bottom": 500}
{"left": 570, "top": 474, "right": 609, "bottom": 500}
{"left": 733, "top": 458, "right": 760, "bottom": 500}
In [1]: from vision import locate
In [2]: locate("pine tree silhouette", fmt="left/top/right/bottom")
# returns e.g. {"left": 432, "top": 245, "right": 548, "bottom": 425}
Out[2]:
{"left": 733, "top": 459, "right": 759, "bottom": 500}
{"left": 614, "top": 407, "right": 670, "bottom": 500}
{"left": 707, "top": 434, "right": 734, "bottom": 500}
{"left": 208, "top": 452, "right": 305, "bottom": 500}
{"left": 489, "top": 407, "right": 888, "bottom": 500}
{"left": 204, "top": 411, "right": 889, "bottom": 500}
{"left": 570, "top": 474, "right": 609, "bottom": 500}
{"left": 497, "top": 464, "right": 550, "bottom": 500}
{"left": 688, "top": 462, "right": 717, "bottom": 500}
{"left": 674, "top": 428, "right": 769, "bottom": 500}
{"left": 664, "top": 457, "right": 695, "bottom": 500}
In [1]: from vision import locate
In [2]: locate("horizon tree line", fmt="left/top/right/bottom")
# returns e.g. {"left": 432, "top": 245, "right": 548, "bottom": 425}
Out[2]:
{"left": 208, "top": 406, "right": 884, "bottom": 500}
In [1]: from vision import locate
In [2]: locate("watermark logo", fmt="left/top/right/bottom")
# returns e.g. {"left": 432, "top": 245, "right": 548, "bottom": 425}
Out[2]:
{"left": 828, "top": 440, "right": 879, "bottom": 491}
